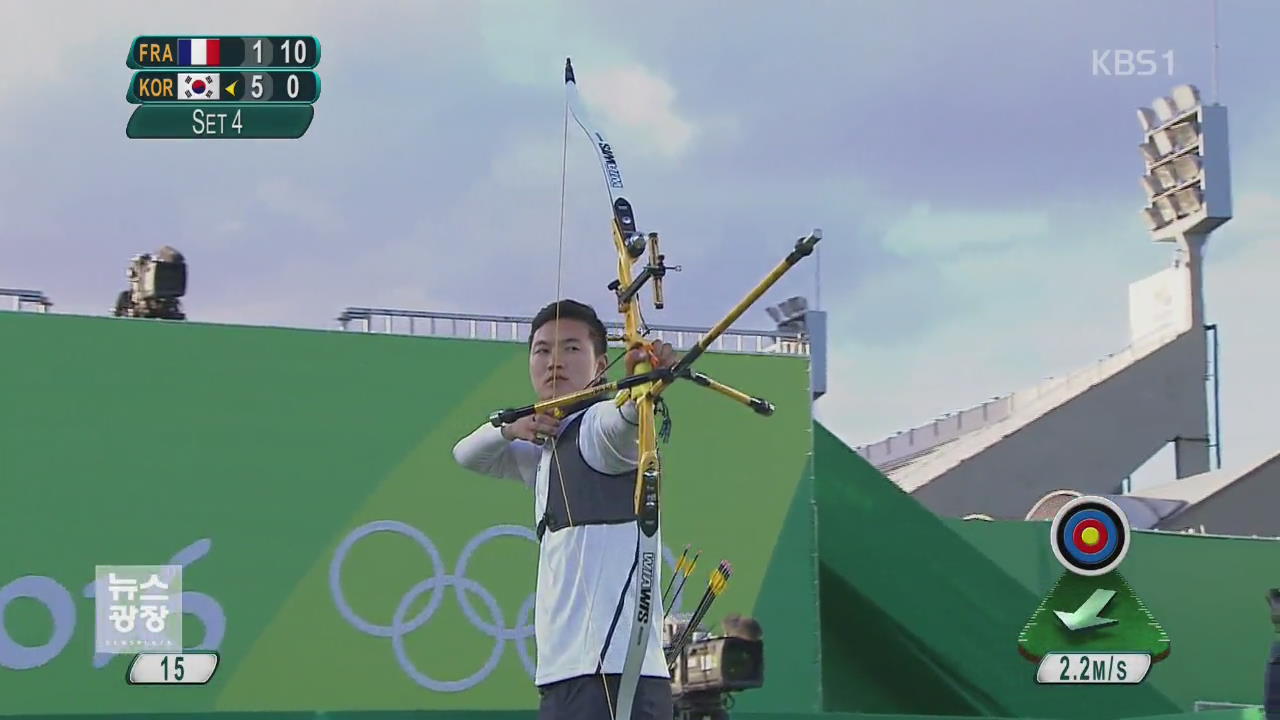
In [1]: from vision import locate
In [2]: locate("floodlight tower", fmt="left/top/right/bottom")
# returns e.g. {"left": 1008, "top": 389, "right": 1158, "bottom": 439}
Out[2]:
{"left": 1137, "top": 84, "right": 1231, "bottom": 325}
{"left": 766, "top": 296, "right": 827, "bottom": 401}
{"left": 1136, "top": 83, "right": 1231, "bottom": 478}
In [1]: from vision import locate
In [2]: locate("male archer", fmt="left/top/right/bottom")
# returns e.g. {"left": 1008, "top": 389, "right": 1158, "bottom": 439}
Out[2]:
{"left": 452, "top": 298, "right": 676, "bottom": 720}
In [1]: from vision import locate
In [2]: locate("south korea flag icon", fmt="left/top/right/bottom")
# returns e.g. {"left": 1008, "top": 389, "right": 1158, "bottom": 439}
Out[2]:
{"left": 178, "top": 73, "right": 220, "bottom": 100}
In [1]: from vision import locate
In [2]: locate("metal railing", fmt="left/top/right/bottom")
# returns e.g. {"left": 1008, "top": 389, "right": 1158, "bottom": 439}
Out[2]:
{"left": 336, "top": 307, "right": 810, "bottom": 357}
{"left": 0, "top": 288, "right": 53, "bottom": 312}
{"left": 886, "top": 326, "right": 1188, "bottom": 491}
{"left": 856, "top": 324, "right": 1189, "bottom": 473}
{"left": 856, "top": 397, "right": 1014, "bottom": 468}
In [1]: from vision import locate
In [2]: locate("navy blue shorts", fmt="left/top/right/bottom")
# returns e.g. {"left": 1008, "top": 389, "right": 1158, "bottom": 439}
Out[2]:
{"left": 538, "top": 673, "right": 673, "bottom": 720}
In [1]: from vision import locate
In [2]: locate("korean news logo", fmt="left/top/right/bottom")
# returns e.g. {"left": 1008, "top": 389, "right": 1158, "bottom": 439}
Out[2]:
{"left": 1091, "top": 50, "right": 1175, "bottom": 76}
{"left": 93, "top": 565, "right": 183, "bottom": 654}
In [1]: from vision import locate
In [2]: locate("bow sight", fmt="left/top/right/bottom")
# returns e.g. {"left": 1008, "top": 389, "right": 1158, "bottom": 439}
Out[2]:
{"left": 486, "top": 228, "right": 821, "bottom": 428}
{"left": 608, "top": 199, "right": 678, "bottom": 311}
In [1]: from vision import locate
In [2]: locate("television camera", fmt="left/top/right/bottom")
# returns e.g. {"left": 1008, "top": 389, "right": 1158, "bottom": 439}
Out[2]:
{"left": 112, "top": 246, "right": 187, "bottom": 320}
{"left": 665, "top": 613, "right": 764, "bottom": 720}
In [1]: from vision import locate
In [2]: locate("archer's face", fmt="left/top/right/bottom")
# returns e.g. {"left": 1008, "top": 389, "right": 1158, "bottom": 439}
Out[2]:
{"left": 529, "top": 318, "right": 607, "bottom": 401}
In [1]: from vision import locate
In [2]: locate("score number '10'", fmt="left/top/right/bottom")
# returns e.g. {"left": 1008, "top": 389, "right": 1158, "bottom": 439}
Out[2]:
{"left": 252, "top": 38, "right": 309, "bottom": 65}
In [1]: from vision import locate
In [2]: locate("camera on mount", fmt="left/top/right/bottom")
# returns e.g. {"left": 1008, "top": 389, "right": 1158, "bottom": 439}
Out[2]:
{"left": 665, "top": 613, "right": 764, "bottom": 720}
{"left": 113, "top": 246, "right": 187, "bottom": 320}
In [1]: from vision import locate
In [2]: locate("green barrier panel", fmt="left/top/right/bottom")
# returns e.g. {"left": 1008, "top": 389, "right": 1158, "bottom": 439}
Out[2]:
{"left": 948, "top": 517, "right": 1279, "bottom": 712}
{"left": 812, "top": 423, "right": 1277, "bottom": 718}
{"left": 0, "top": 312, "right": 813, "bottom": 715}
{"left": 812, "top": 424, "right": 1180, "bottom": 718}
{"left": 2, "top": 311, "right": 1275, "bottom": 719}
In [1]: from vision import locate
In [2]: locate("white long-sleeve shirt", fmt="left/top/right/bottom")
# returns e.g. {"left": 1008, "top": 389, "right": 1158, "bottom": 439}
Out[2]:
{"left": 452, "top": 400, "right": 668, "bottom": 686}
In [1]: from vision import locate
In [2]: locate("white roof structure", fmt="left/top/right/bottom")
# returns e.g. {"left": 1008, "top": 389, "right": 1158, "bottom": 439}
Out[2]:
{"left": 854, "top": 262, "right": 1213, "bottom": 519}
{"left": 855, "top": 251, "right": 1232, "bottom": 520}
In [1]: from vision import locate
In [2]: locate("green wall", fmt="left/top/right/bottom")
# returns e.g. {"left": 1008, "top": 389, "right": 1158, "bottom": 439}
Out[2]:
{"left": 946, "top": 517, "right": 1278, "bottom": 711}
{"left": 812, "top": 423, "right": 1278, "bottom": 719}
{"left": 2, "top": 310, "right": 1275, "bottom": 720}
{"left": 0, "top": 312, "right": 814, "bottom": 715}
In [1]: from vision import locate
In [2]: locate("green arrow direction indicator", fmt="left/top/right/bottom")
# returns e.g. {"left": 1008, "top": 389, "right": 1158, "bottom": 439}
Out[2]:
{"left": 1018, "top": 571, "right": 1170, "bottom": 664}
{"left": 1054, "top": 588, "right": 1118, "bottom": 631}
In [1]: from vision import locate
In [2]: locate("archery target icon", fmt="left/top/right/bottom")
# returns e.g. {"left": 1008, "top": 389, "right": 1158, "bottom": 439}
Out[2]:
{"left": 1049, "top": 495, "right": 1131, "bottom": 576}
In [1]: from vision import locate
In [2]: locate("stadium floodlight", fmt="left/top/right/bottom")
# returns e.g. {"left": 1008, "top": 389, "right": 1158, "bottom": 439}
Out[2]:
{"left": 1135, "top": 83, "right": 1232, "bottom": 241}
{"left": 1168, "top": 121, "right": 1200, "bottom": 152}
{"left": 1174, "top": 187, "right": 1203, "bottom": 215}
{"left": 1152, "top": 96, "right": 1178, "bottom": 122}
{"left": 1171, "top": 154, "right": 1202, "bottom": 184}
{"left": 1139, "top": 140, "right": 1161, "bottom": 164}
{"left": 767, "top": 296, "right": 808, "bottom": 325}
{"left": 1136, "top": 107, "right": 1159, "bottom": 133}
{"left": 1171, "top": 84, "right": 1200, "bottom": 113}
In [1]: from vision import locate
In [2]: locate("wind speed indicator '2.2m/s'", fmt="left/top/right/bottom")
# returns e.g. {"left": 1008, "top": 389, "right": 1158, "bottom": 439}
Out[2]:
{"left": 1018, "top": 496, "right": 1171, "bottom": 684}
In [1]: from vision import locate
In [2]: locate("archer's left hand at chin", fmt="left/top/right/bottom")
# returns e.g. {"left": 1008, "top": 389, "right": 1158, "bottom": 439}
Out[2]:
{"left": 624, "top": 340, "right": 677, "bottom": 376}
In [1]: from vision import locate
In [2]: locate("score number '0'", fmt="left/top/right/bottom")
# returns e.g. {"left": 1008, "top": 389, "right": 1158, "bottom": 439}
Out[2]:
{"left": 249, "top": 74, "right": 301, "bottom": 100}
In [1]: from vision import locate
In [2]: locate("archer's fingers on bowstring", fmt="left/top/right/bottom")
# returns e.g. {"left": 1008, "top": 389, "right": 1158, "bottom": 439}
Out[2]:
{"left": 530, "top": 414, "right": 560, "bottom": 439}
{"left": 652, "top": 340, "right": 677, "bottom": 368}
{"left": 624, "top": 347, "right": 647, "bottom": 374}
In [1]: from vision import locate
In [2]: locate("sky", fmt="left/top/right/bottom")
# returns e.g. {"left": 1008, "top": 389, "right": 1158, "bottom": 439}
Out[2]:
{"left": 1, "top": 0, "right": 1277, "bottom": 489}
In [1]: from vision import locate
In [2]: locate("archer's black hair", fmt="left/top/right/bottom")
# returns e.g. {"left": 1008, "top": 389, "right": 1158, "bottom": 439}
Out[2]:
{"left": 528, "top": 299, "right": 609, "bottom": 357}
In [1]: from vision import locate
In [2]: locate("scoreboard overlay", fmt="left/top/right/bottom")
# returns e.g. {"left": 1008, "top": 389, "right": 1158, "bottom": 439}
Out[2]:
{"left": 125, "top": 36, "right": 320, "bottom": 139}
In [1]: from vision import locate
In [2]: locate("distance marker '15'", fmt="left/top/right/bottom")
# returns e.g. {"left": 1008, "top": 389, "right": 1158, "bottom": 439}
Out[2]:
{"left": 126, "top": 652, "right": 220, "bottom": 684}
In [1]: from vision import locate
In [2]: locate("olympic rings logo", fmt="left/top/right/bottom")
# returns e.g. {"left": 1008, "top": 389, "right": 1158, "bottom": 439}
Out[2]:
{"left": 329, "top": 520, "right": 682, "bottom": 692}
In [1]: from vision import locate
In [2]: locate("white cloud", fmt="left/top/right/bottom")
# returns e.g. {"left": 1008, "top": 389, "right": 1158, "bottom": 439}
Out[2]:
{"left": 881, "top": 203, "right": 1052, "bottom": 257}
{"left": 476, "top": 1, "right": 579, "bottom": 88}
{"left": 1225, "top": 190, "right": 1280, "bottom": 250}
{"left": 816, "top": 200, "right": 1154, "bottom": 439}
{"left": 578, "top": 64, "right": 697, "bottom": 159}
{"left": 817, "top": 186, "right": 1280, "bottom": 480}
{"left": 0, "top": 0, "right": 1276, "bottom": 486}
{"left": 486, "top": 134, "right": 564, "bottom": 190}
{"left": 1199, "top": 190, "right": 1280, "bottom": 472}
{"left": 254, "top": 177, "right": 347, "bottom": 234}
